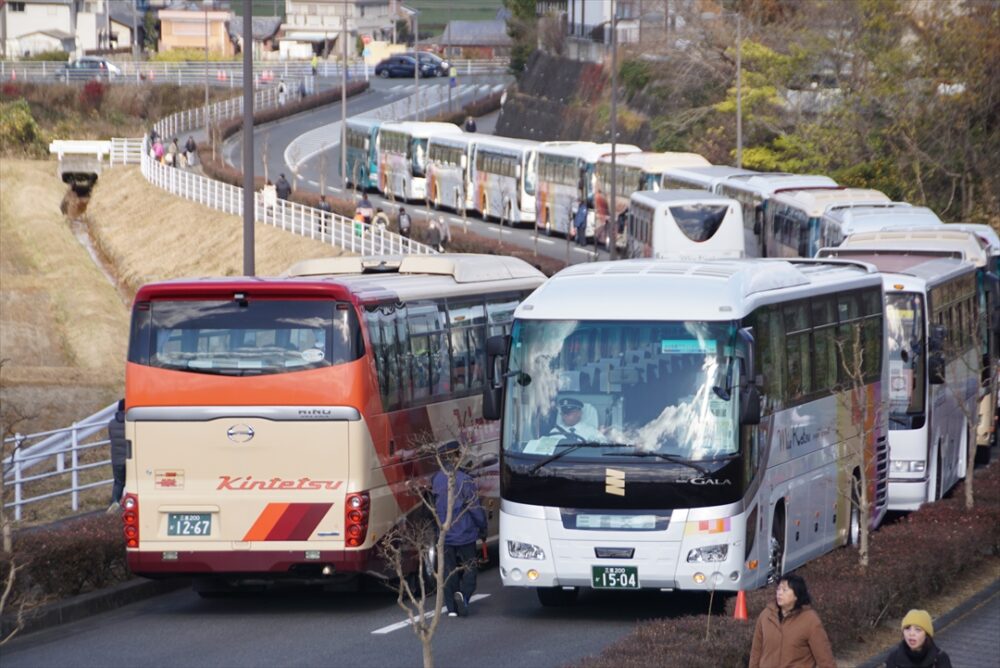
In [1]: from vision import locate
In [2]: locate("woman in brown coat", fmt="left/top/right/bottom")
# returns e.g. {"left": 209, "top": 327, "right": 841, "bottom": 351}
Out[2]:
{"left": 749, "top": 574, "right": 836, "bottom": 668}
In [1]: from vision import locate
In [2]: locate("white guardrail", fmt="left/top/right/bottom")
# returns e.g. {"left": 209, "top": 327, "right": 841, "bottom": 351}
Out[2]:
{"left": 0, "top": 58, "right": 509, "bottom": 86}
{"left": 2, "top": 403, "right": 117, "bottom": 521}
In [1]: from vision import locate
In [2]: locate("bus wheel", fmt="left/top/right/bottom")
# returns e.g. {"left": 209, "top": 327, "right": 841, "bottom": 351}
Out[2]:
{"left": 975, "top": 444, "right": 992, "bottom": 466}
{"left": 849, "top": 472, "right": 862, "bottom": 548}
{"left": 536, "top": 586, "right": 578, "bottom": 607}
{"left": 766, "top": 507, "right": 785, "bottom": 584}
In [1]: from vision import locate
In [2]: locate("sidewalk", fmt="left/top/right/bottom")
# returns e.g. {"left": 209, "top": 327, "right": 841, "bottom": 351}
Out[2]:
{"left": 859, "top": 578, "right": 1000, "bottom": 667}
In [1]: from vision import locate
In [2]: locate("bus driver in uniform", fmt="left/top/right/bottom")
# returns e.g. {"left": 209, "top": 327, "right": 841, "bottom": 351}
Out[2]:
{"left": 551, "top": 397, "right": 605, "bottom": 443}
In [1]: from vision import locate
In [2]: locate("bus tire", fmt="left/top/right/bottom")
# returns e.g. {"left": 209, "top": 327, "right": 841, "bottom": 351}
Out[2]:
{"left": 975, "top": 444, "right": 991, "bottom": 466}
{"left": 536, "top": 586, "right": 578, "bottom": 607}
{"left": 767, "top": 505, "right": 785, "bottom": 584}
{"left": 849, "top": 471, "right": 862, "bottom": 548}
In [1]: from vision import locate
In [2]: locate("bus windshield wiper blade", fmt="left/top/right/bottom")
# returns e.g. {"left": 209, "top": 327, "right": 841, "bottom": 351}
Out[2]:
{"left": 529, "top": 442, "right": 629, "bottom": 473}
{"left": 607, "top": 450, "right": 712, "bottom": 476}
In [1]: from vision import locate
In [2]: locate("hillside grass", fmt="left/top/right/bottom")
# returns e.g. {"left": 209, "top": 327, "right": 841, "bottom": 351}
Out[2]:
{"left": 0, "top": 159, "right": 347, "bottom": 436}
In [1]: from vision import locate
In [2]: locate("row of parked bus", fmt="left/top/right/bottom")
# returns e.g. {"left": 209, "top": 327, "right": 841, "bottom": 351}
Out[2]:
{"left": 121, "top": 228, "right": 999, "bottom": 604}
{"left": 344, "top": 118, "right": 973, "bottom": 263}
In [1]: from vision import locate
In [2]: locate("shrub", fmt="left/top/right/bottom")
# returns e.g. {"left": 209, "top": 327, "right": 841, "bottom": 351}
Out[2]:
{"left": 0, "top": 98, "right": 45, "bottom": 155}
{"left": 427, "top": 91, "right": 503, "bottom": 126}
{"left": 20, "top": 50, "right": 70, "bottom": 62}
{"left": 79, "top": 80, "right": 107, "bottom": 111}
{"left": 150, "top": 48, "right": 238, "bottom": 62}
{"left": 619, "top": 59, "right": 652, "bottom": 97}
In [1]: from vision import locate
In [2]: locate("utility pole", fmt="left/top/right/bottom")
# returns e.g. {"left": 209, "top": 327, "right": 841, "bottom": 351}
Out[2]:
{"left": 391, "top": 0, "right": 397, "bottom": 43}
{"left": 609, "top": 0, "right": 618, "bottom": 260}
{"left": 204, "top": 1, "right": 210, "bottom": 145}
{"left": 413, "top": 11, "right": 420, "bottom": 121}
{"left": 736, "top": 12, "right": 742, "bottom": 168}
{"left": 341, "top": 5, "right": 349, "bottom": 188}
{"left": 242, "top": 0, "right": 255, "bottom": 276}
{"left": 446, "top": 20, "right": 451, "bottom": 113}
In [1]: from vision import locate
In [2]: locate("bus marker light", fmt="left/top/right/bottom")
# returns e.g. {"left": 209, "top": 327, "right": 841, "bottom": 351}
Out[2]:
{"left": 693, "top": 572, "right": 706, "bottom": 584}
{"left": 162, "top": 551, "right": 178, "bottom": 561}
{"left": 747, "top": 560, "right": 758, "bottom": 570}
{"left": 893, "top": 284, "right": 904, "bottom": 290}
{"left": 730, "top": 571, "right": 740, "bottom": 581}
{"left": 305, "top": 550, "right": 320, "bottom": 560}
{"left": 510, "top": 568, "right": 522, "bottom": 581}
{"left": 322, "top": 566, "right": 333, "bottom": 576}
{"left": 527, "top": 569, "right": 539, "bottom": 581}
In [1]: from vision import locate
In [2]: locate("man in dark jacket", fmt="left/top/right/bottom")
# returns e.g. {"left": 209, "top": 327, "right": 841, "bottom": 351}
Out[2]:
{"left": 275, "top": 173, "right": 292, "bottom": 200}
{"left": 573, "top": 200, "right": 588, "bottom": 246}
{"left": 107, "top": 399, "right": 127, "bottom": 512}
{"left": 432, "top": 441, "right": 487, "bottom": 617}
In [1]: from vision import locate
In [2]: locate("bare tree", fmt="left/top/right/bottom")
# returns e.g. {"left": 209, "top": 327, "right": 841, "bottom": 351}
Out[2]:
{"left": 378, "top": 437, "right": 486, "bottom": 668}
{"left": 0, "top": 558, "right": 30, "bottom": 646}
{"left": 0, "top": 359, "right": 36, "bottom": 555}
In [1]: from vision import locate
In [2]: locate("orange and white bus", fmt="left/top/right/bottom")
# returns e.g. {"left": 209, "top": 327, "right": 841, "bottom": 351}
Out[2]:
{"left": 122, "top": 254, "right": 546, "bottom": 593}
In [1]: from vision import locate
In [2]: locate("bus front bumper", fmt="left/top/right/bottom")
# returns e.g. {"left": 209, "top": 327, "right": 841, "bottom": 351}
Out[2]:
{"left": 887, "top": 478, "right": 929, "bottom": 512}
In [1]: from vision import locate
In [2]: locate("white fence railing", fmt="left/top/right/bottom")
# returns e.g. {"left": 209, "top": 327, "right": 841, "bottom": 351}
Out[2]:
{"left": 2, "top": 404, "right": 117, "bottom": 522}
{"left": 0, "top": 59, "right": 510, "bottom": 86}
{"left": 110, "top": 137, "right": 144, "bottom": 166}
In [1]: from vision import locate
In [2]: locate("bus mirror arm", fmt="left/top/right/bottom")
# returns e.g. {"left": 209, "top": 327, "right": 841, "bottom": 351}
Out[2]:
{"left": 483, "top": 334, "right": 511, "bottom": 421}
{"left": 928, "top": 353, "right": 946, "bottom": 385}
{"left": 737, "top": 327, "right": 762, "bottom": 425}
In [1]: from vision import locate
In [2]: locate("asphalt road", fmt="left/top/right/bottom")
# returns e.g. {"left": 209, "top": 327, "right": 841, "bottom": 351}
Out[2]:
{"left": 1, "top": 563, "right": 721, "bottom": 668}
{"left": 224, "top": 75, "right": 611, "bottom": 266}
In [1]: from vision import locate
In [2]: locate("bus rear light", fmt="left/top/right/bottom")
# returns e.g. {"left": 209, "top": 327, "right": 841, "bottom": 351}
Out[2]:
{"left": 122, "top": 493, "right": 139, "bottom": 548}
{"left": 345, "top": 492, "right": 370, "bottom": 547}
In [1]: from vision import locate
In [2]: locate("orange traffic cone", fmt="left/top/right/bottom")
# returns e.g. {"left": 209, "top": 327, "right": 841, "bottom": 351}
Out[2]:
{"left": 734, "top": 589, "right": 749, "bottom": 621}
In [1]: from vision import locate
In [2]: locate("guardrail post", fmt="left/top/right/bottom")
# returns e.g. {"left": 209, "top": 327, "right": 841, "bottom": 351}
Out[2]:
{"left": 71, "top": 422, "right": 79, "bottom": 512}
{"left": 12, "top": 434, "right": 24, "bottom": 522}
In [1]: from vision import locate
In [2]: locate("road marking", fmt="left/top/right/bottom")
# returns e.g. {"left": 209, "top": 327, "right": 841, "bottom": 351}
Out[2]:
{"left": 371, "top": 593, "right": 491, "bottom": 635}
{"left": 307, "top": 179, "right": 319, "bottom": 186}
{"left": 534, "top": 237, "right": 555, "bottom": 245}
{"left": 572, "top": 246, "right": 600, "bottom": 256}
{"left": 327, "top": 186, "right": 342, "bottom": 193}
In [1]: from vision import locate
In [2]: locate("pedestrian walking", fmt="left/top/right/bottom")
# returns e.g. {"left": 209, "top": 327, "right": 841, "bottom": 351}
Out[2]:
{"left": 397, "top": 206, "right": 412, "bottom": 238}
{"left": 573, "top": 200, "right": 588, "bottom": 246}
{"left": 185, "top": 135, "right": 198, "bottom": 168}
{"left": 166, "top": 137, "right": 179, "bottom": 168}
{"left": 463, "top": 116, "right": 477, "bottom": 133}
{"left": 107, "top": 399, "right": 127, "bottom": 512}
{"left": 277, "top": 78, "right": 288, "bottom": 106}
{"left": 884, "top": 609, "right": 952, "bottom": 668}
{"left": 311, "top": 53, "right": 319, "bottom": 76}
{"left": 749, "top": 573, "right": 835, "bottom": 668}
{"left": 316, "top": 195, "right": 332, "bottom": 235}
{"left": 432, "top": 441, "right": 487, "bottom": 618}
{"left": 372, "top": 207, "right": 390, "bottom": 231}
{"left": 298, "top": 79, "right": 307, "bottom": 101}
{"left": 438, "top": 215, "right": 451, "bottom": 249}
{"left": 356, "top": 194, "right": 374, "bottom": 224}
{"left": 275, "top": 173, "right": 292, "bottom": 200}
{"left": 261, "top": 180, "right": 278, "bottom": 215}
{"left": 152, "top": 136, "right": 164, "bottom": 162}
{"left": 427, "top": 219, "right": 443, "bottom": 252}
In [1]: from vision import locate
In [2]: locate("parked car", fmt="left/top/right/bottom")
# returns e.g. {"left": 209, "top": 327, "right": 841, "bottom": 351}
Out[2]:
{"left": 54, "top": 57, "right": 121, "bottom": 82}
{"left": 400, "top": 51, "right": 449, "bottom": 77}
{"left": 374, "top": 55, "right": 437, "bottom": 79}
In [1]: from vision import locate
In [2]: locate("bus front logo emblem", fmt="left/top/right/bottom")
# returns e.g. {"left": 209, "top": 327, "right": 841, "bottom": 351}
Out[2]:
{"left": 605, "top": 468, "right": 625, "bottom": 496}
{"left": 227, "top": 424, "right": 255, "bottom": 443}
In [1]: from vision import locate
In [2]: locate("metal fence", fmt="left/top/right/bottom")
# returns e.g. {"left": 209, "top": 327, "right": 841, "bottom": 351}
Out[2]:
{"left": 0, "top": 58, "right": 509, "bottom": 86}
{"left": 2, "top": 404, "right": 117, "bottom": 522}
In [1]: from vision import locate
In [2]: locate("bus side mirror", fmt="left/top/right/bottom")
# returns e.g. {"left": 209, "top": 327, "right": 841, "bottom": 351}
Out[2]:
{"left": 515, "top": 164, "right": 521, "bottom": 179}
{"left": 483, "top": 334, "right": 509, "bottom": 421}
{"left": 460, "top": 155, "right": 467, "bottom": 169}
{"left": 928, "top": 353, "right": 946, "bottom": 385}
{"left": 928, "top": 324, "right": 946, "bottom": 353}
{"left": 740, "top": 384, "right": 762, "bottom": 425}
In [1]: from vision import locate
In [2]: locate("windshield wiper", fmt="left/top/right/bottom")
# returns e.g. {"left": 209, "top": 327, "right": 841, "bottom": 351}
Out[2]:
{"left": 529, "top": 442, "right": 630, "bottom": 473}
{"left": 606, "top": 450, "right": 713, "bottom": 476}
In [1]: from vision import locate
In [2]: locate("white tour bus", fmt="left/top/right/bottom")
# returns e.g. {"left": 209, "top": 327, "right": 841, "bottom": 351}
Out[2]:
{"left": 765, "top": 188, "right": 891, "bottom": 259}
{"left": 377, "top": 121, "right": 462, "bottom": 201}
{"left": 715, "top": 173, "right": 839, "bottom": 258}
{"left": 660, "top": 165, "right": 758, "bottom": 193}
{"left": 535, "top": 141, "right": 640, "bottom": 239}
{"left": 836, "top": 227, "right": 1000, "bottom": 464}
{"left": 483, "top": 258, "right": 889, "bottom": 604}
{"left": 594, "top": 152, "right": 711, "bottom": 248}
{"left": 470, "top": 135, "right": 539, "bottom": 225}
{"left": 820, "top": 204, "right": 944, "bottom": 249}
{"left": 426, "top": 132, "right": 476, "bottom": 213}
{"left": 818, "top": 247, "right": 979, "bottom": 511}
{"left": 625, "top": 190, "right": 744, "bottom": 260}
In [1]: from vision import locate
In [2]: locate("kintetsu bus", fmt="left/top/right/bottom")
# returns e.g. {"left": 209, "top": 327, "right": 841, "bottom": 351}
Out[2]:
{"left": 470, "top": 135, "right": 539, "bottom": 225}
{"left": 484, "top": 258, "right": 889, "bottom": 605}
{"left": 344, "top": 117, "right": 382, "bottom": 191}
{"left": 593, "top": 152, "right": 710, "bottom": 249}
{"left": 764, "top": 188, "right": 891, "bottom": 259}
{"left": 121, "top": 255, "right": 546, "bottom": 593}
{"left": 377, "top": 121, "right": 462, "bottom": 201}
{"left": 534, "top": 141, "right": 640, "bottom": 239}
{"left": 426, "top": 132, "right": 475, "bottom": 213}
{"left": 818, "top": 247, "right": 979, "bottom": 511}
{"left": 625, "top": 190, "right": 744, "bottom": 260}
{"left": 834, "top": 227, "right": 999, "bottom": 464}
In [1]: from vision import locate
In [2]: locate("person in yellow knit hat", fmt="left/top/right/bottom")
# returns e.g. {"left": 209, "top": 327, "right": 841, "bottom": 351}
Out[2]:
{"left": 884, "top": 609, "right": 952, "bottom": 667}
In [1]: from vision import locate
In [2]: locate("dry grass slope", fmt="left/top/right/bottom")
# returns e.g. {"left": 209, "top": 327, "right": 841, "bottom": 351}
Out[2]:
{"left": 1, "top": 160, "right": 347, "bottom": 434}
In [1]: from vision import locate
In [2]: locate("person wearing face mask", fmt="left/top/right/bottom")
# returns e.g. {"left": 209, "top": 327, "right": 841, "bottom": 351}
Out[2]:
{"left": 884, "top": 610, "right": 952, "bottom": 668}
{"left": 749, "top": 573, "right": 835, "bottom": 668}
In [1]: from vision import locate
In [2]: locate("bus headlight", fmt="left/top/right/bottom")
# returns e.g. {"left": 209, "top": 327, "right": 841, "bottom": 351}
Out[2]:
{"left": 891, "top": 460, "right": 926, "bottom": 473}
{"left": 687, "top": 544, "right": 729, "bottom": 563}
{"left": 507, "top": 540, "right": 545, "bottom": 560}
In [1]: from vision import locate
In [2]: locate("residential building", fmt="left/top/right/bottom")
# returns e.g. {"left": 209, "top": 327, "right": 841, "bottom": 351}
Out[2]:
{"left": 158, "top": 7, "right": 234, "bottom": 55}
{"left": 432, "top": 19, "right": 511, "bottom": 59}
{"left": 1, "top": 0, "right": 134, "bottom": 59}
{"left": 280, "top": 0, "right": 393, "bottom": 59}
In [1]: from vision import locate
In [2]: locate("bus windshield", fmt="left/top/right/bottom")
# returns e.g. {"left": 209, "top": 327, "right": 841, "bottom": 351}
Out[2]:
{"left": 131, "top": 299, "right": 363, "bottom": 375}
{"left": 523, "top": 151, "right": 537, "bottom": 196}
{"left": 412, "top": 138, "right": 428, "bottom": 176}
{"left": 671, "top": 204, "right": 729, "bottom": 242}
{"left": 885, "top": 292, "right": 926, "bottom": 429}
{"left": 503, "top": 320, "right": 740, "bottom": 462}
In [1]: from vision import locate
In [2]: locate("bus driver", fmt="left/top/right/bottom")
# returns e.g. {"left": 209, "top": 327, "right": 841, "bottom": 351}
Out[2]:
{"left": 550, "top": 397, "right": 605, "bottom": 443}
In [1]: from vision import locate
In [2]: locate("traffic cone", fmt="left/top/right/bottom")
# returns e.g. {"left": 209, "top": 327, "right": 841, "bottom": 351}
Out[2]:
{"left": 10, "top": 69, "right": 16, "bottom": 81}
{"left": 734, "top": 589, "right": 749, "bottom": 621}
